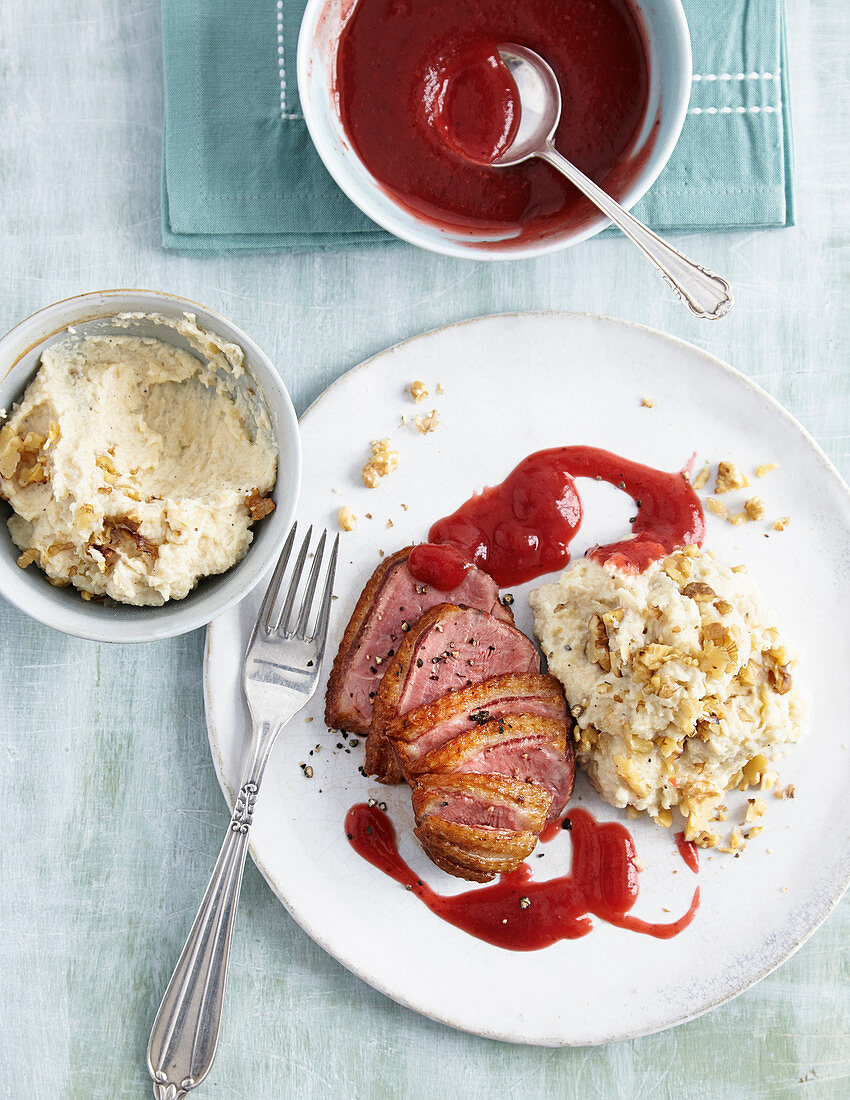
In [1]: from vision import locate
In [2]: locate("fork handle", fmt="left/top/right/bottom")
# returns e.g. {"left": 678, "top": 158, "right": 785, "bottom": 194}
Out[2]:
{"left": 147, "top": 781, "right": 258, "bottom": 1099}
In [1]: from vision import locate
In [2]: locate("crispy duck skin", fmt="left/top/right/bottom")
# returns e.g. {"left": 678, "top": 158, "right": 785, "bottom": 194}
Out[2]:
{"left": 411, "top": 714, "right": 575, "bottom": 824}
{"left": 324, "top": 546, "right": 512, "bottom": 736}
{"left": 366, "top": 603, "right": 540, "bottom": 783}
{"left": 387, "top": 672, "right": 567, "bottom": 782}
{"left": 410, "top": 772, "right": 552, "bottom": 834}
{"left": 414, "top": 815, "right": 540, "bottom": 883}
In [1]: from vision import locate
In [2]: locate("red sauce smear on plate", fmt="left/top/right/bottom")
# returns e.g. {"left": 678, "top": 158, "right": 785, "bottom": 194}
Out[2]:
{"left": 408, "top": 445, "right": 705, "bottom": 590}
{"left": 336, "top": 0, "right": 650, "bottom": 241}
{"left": 345, "top": 804, "right": 700, "bottom": 951}
{"left": 674, "top": 831, "right": 700, "bottom": 874}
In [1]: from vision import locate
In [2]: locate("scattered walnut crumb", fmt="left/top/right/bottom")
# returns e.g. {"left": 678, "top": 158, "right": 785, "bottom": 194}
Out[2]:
{"left": 705, "top": 497, "right": 729, "bottom": 520}
{"left": 338, "top": 505, "right": 357, "bottom": 532}
{"left": 772, "top": 517, "right": 790, "bottom": 532}
{"left": 246, "top": 490, "right": 275, "bottom": 521}
{"left": 436, "top": 382, "right": 444, "bottom": 395}
{"left": 715, "top": 460, "right": 749, "bottom": 494}
{"left": 692, "top": 464, "right": 711, "bottom": 491}
{"left": 756, "top": 463, "right": 779, "bottom": 478}
{"left": 386, "top": 518, "right": 393, "bottom": 529}
{"left": 730, "top": 564, "right": 747, "bottom": 574}
{"left": 714, "top": 804, "right": 728, "bottom": 822}
{"left": 16, "top": 548, "right": 39, "bottom": 569}
{"left": 362, "top": 439, "right": 399, "bottom": 488}
{"left": 744, "top": 797, "right": 766, "bottom": 823}
{"left": 640, "top": 397, "right": 654, "bottom": 408}
{"left": 409, "top": 380, "right": 428, "bottom": 403}
{"left": 747, "top": 825, "right": 764, "bottom": 838}
{"left": 729, "top": 511, "right": 750, "bottom": 526}
{"left": 400, "top": 503, "right": 408, "bottom": 511}
{"left": 773, "top": 783, "right": 795, "bottom": 800}
{"left": 744, "top": 497, "right": 765, "bottom": 521}
{"left": 414, "top": 409, "right": 439, "bottom": 435}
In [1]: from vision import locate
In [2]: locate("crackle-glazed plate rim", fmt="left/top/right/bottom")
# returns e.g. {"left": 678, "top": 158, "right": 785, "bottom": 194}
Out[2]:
{"left": 204, "top": 312, "right": 850, "bottom": 1046}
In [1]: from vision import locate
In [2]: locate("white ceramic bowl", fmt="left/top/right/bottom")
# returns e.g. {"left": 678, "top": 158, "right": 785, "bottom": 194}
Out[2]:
{"left": 298, "top": 0, "right": 692, "bottom": 260}
{"left": 0, "top": 289, "right": 301, "bottom": 643}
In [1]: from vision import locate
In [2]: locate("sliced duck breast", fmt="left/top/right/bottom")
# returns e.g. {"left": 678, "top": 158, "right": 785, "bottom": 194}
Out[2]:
{"left": 411, "top": 772, "right": 552, "bottom": 834}
{"left": 325, "top": 546, "right": 511, "bottom": 735}
{"left": 387, "top": 672, "right": 566, "bottom": 781}
{"left": 366, "top": 604, "right": 540, "bottom": 782}
{"left": 414, "top": 815, "right": 541, "bottom": 883}
{"left": 412, "top": 714, "right": 575, "bottom": 823}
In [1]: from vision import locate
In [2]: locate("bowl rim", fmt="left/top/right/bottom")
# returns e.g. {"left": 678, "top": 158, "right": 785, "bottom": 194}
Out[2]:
{"left": 0, "top": 288, "right": 301, "bottom": 643}
{"left": 297, "top": 0, "right": 693, "bottom": 260}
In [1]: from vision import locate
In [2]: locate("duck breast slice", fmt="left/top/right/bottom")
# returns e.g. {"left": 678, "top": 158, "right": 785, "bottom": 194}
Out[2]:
{"left": 388, "top": 672, "right": 566, "bottom": 781}
{"left": 414, "top": 815, "right": 540, "bottom": 883}
{"left": 413, "top": 715, "right": 575, "bottom": 823}
{"left": 411, "top": 772, "right": 552, "bottom": 834}
{"left": 366, "top": 604, "right": 540, "bottom": 782}
{"left": 325, "top": 547, "right": 512, "bottom": 736}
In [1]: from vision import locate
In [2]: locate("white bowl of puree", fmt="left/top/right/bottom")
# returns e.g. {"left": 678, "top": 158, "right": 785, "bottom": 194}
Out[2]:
{"left": 0, "top": 290, "right": 300, "bottom": 643}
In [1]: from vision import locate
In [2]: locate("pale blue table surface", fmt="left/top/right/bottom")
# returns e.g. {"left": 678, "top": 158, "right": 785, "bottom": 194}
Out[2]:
{"left": 0, "top": 2, "right": 847, "bottom": 1097}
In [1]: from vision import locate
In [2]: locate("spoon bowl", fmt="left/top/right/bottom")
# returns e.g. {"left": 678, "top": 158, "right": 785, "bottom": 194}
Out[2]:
{"left": 492, "top": 44, "right": 562, "bottom": 166}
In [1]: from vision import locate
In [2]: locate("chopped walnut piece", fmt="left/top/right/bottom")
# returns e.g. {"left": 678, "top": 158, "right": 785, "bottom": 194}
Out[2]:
{"left": 16, "top": 548, "right": 39, "bottom": 569}
{"left": 729, "top": 511, "right": 749, "bottom": 526}
{"left": 725, "top": 826, "right": 746, "bottom": 853}
{"left": 705, "top": 497, "right": 729, "bottom": 520}
{"left": 246, "top": 490, "right": 275, "bottom": 521}
{"left": 0, "top": 426, "right": 24, "bottom": 479}
{"left": 692, "top": 463, "right": 711, "bottom": 490}
{"left": 409, "top": 380, "right": 428, "bottom": 404}
{"left": 773, "top": 783, "right": 795, "bottom": 800}
{"left": 361, "top": 439, "right": 399, "bottom": 488}
{"left": 766, "top": 663, "right": 793, "bottom": 695}
{"left": 587, "top": 614, "right": 611, "bottom": 672}
{"left": 338, "top": 505, "right": 357, "bottom": 532}
{"left": 436, "top": 382, "right": 445, "bottom": 395}
{"left": 756, "top": 463, "right": 779, "bottom": 478}
{"left": 683, "top": 581, "right": 716, "bottom": 602}
{"left": 640, "top": 397, "right": 654, "bottom": 408}
{"left": 772, "top": 517, "right": 790, "bottom": 532}
{"left": 744, "top": 497, "right": 765, "bottom": 521}
{"left": 414, "top": 409, "right": 439, "bottom": 435}
{"left": 715, "top": 460, "right": 749, "bottom": 494}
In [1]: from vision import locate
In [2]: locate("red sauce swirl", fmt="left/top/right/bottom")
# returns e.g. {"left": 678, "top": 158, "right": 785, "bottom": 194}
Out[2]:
{"left": 408, "top": 445, "right": 705, "bottom": 590}
{"left": 346, "top": 805, "right": 700, "bottom": 950}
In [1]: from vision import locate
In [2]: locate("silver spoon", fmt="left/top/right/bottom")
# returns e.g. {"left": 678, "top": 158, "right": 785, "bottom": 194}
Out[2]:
{"left": 493, "top": 44, "right": 733, "bottom": 320}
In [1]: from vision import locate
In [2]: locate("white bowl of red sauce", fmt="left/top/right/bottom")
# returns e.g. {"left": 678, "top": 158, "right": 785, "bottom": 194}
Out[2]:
{"left": 298, "top": 0, "right": 692, "bottom": 259}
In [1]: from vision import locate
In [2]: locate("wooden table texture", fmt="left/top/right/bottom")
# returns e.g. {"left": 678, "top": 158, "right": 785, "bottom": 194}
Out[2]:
{"left": 0, "top": 2, "right": 847, "bottom": 1097}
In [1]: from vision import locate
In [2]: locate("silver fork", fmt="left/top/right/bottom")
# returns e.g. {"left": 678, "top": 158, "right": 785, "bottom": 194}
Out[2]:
{"left": 147, "top": 524, "right": 338, "bottom": 1100}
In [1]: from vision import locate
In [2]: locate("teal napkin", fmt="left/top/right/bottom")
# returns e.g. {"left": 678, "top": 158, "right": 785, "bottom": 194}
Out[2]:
{"left": 161, "top": 0, "right": 793, "bottom": 254}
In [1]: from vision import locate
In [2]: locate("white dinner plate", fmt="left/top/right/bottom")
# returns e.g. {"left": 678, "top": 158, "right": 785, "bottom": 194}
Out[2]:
{"left": 205, "top": 313, "right": 850, "bottom": 1046}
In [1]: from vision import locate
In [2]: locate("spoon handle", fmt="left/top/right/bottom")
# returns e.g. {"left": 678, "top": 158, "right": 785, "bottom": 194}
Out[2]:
{"left": 539, "top": 145, "right": 734, "bottom": 320}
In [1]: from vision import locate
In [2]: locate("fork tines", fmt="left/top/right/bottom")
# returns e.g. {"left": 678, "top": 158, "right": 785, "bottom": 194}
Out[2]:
{"left": 256, "top": 524, "right": 338, "bottom": 642}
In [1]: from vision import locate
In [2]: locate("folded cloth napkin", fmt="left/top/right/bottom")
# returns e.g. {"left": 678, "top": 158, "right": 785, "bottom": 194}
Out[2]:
{"left": 161, "top": 0, "right": 794, "bottom": 254}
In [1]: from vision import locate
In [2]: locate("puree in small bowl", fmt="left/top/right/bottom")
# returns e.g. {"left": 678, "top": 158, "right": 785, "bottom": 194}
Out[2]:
{"left": 0, "top": 315, "right": 277, "bottom": 606}
{"left": 336, "top": 0, "right": 650, "bottom": 240}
